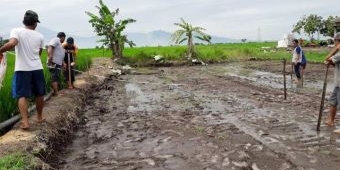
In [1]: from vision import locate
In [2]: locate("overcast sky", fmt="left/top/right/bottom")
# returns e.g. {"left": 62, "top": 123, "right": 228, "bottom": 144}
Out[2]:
{"left": 0, "top": 0, "right": 338, "bottom": 41}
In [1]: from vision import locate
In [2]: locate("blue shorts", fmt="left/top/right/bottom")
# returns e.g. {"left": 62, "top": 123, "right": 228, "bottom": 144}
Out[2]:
{"left": 12, "top": 70, "right": 46, "bottom": 98}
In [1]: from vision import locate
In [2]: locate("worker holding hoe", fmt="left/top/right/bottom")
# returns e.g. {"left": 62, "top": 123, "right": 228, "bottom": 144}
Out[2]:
{"left": 62, "top": 37, "right": 78, "bottom": 89}
{"left": 324, "top": 32, "right": 340, "bottom": 127}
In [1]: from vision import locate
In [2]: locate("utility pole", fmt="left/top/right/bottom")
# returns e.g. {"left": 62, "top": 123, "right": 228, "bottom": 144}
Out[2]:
{"left": 257, "top": 27, "right": 262, "bottom": 42}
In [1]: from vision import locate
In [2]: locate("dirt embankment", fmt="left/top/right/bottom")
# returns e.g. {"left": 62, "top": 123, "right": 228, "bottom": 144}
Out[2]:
{"left": 0, "top": 58, "right": 117, "bottom": 169}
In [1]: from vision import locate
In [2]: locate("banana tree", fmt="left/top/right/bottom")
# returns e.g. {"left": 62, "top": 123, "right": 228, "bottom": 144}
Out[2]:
{"left": 172, "top": 18, "right": 211, "bottom": 59}
{"left": 86, "top": 0, "right": 136, "bottom": 59}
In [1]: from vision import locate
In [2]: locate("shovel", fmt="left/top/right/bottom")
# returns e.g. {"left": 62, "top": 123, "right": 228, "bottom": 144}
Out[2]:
{"left": 317, "top": 64, "right": 330, "bottom": 131}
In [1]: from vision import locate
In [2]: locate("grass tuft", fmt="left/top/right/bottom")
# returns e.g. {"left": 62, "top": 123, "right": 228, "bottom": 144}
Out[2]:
{"left": 0, "top": 152, "right": 39, "bottom": 170}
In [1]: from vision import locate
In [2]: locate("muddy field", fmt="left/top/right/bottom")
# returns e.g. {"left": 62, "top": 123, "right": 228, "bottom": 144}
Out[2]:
{"left": 54, "top": 60, "right": 340, "bottom": 170}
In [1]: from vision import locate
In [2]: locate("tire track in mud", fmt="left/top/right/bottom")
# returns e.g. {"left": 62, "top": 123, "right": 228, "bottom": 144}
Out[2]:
{"left": 130, "top": 65, "right": 340, "bottom": 169}
{"left": 191, "top": 65, "right": 340, "bottom": 170}
{"left": 57, "top": 63, "right": 340, "bottom": 170}
{"left": 57, "top": 71, "right": 298, "bottom": 170}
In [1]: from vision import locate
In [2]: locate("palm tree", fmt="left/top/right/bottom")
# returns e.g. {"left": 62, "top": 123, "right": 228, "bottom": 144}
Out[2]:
{"left": 86, "top": 0, "right": 136, "bottom": 59}
{"left": 172, "top": 18, "right": 211, "bottom": 59}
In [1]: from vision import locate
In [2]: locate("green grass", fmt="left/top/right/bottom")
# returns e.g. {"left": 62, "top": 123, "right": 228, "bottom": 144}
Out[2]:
{"left": 0, "top": 152, "right": 39, "bottom": 170}
{"left": 122, "top": 46, "right": 187, "bottom": 66}
{"left": 0, "top": 52, "right": 17, "bottom": 121}
{"left": 122, "top": 42, "right": 330, "bottom": 64}
{"left": 76, "top": 48, "right": 111, "bottom": 70}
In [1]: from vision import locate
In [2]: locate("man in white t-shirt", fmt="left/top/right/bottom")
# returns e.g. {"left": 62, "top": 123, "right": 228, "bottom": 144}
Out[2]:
{"left": 47, "top": 32, "right": 65, "bottom": 96}
{"left": 0, "top": 10, "right": 45, "bottom": 130}
{"left": 291, "top": 39, "right": 304, "bottom": 85}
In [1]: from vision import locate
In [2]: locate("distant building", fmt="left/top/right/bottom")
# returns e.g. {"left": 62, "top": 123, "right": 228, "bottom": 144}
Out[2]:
{"left": 277, "top": 33, "right": 295, "bottom": 48}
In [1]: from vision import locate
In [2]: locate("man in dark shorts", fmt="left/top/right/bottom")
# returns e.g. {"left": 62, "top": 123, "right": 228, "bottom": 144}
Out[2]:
{"left": 0, "top": 10, "right": 45, "bottom": 130}
{"left": 47, "top": 32, "right": 66, "bottom": 95}
{"left": 291, "top": 39, "right": 306, "bottom": 85}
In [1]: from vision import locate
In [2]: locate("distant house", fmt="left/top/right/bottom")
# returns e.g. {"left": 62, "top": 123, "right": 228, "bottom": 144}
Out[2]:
{"left": 277, "top": 33, "right": 295, "bottom": 48}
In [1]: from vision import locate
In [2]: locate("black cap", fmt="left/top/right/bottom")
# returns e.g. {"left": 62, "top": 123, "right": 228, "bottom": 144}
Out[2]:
{"left": 24, "top": 10, "right": 40, "bottom": 23}
{"left": 57, "top": 32, "right": 66, "bottom": 38}
{"left": 66, "top": 37, "right": 74, "bottom": 44}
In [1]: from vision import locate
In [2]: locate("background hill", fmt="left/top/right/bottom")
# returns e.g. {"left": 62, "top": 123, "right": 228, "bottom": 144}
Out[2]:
{"left": 128, "top": 30, "right": 240, "bottom": 47}
{"left": 1, "top": 28, "right": 240, "bottom": 48}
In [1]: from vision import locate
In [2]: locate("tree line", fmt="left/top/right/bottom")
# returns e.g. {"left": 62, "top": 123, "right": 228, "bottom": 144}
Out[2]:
{"left": 292, "top": 14, "right": 338, "bottom": 41}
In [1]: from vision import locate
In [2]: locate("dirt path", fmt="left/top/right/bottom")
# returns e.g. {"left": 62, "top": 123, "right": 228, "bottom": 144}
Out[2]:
{"left": 57, "top": 61, "right": 340, "bottom": 170}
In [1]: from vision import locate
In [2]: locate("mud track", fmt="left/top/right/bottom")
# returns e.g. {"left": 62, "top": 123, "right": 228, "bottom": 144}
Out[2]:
{"left": 56, "top": 60, "right": 340, "bottom": 170}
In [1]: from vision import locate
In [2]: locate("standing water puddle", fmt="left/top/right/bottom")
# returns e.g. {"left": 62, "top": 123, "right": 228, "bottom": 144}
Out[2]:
{"left": 125, "top": 83, "right": 161, "bottom": 113}
{"left": 206, "top": 65, "right": 334, "bottom": 94}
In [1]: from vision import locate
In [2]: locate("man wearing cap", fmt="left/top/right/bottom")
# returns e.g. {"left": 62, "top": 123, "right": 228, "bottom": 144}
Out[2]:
{"left": 62, "top": 37, "right": 78, "bottom": 89}
{"left": 0, "top": 10, "right": 45, "bottom": 130}
{"left": 47, "top": 32, "right": 66, "bottom": 96}
{"left": 324, "top": 32, "right": 340, "bottom": 127}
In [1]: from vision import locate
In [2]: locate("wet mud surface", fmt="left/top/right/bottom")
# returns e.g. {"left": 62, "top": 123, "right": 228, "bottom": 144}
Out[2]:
{"left": 57, "top": 60, "right": 340, "bottom": 170}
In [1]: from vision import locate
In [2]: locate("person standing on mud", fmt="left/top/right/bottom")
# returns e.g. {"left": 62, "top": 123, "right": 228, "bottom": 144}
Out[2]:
{"left": 324, "top": 32, "right": 340, "bottom": 127}
{"left": 291, "top": 39, "right": 306, "bottom": 84}
{"left": 0, "top": 10, "right": 45, "bottom": 130}
{"left": 62, "top": 37, "right": 78, "bottom": 89}
{"left": 47, "top": 32, "right": 66, "bottom": 96}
